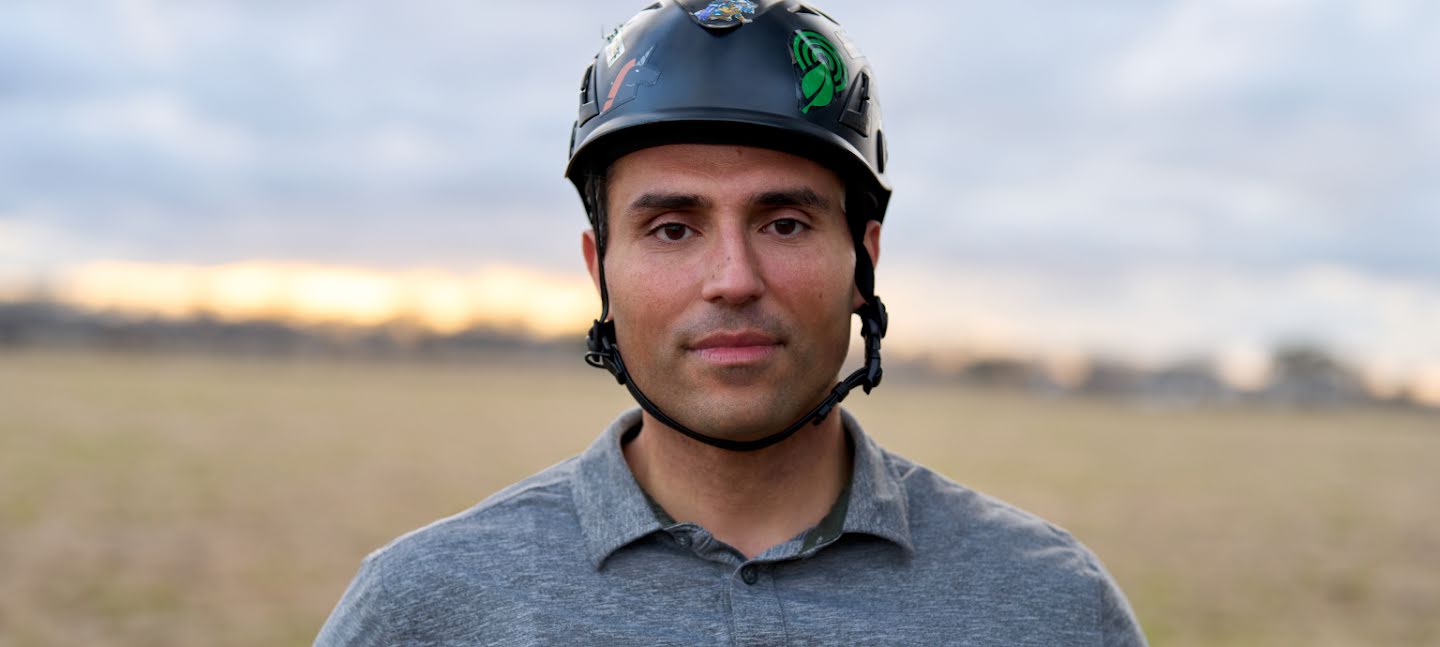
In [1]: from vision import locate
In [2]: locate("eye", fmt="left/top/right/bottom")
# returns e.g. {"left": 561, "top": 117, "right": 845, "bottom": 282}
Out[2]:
{"left": 765, "top": 218, "right": 808, "bottom": 237}
{"left": 652, "top": 223, "right": 694, "bottom": 242}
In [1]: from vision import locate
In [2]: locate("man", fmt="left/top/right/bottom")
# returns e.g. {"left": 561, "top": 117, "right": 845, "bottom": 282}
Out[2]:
{"left": 317, "top": 1, "right": 1148, "bottom": 644}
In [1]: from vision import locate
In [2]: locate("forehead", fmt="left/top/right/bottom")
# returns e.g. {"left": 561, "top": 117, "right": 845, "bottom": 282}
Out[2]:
{"left": 608, "top": 144, "right": 843, "bottom": 202}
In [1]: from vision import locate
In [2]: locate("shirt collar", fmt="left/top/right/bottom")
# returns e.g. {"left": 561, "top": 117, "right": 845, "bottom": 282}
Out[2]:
{"left": 572, "top": 408, "right": 913, "bottom": 569}
{"left": 573, "top": 408, "right": 663, "bottom": 570}
{"left": 836, "top": 408, "right": 913, "bottom": 553}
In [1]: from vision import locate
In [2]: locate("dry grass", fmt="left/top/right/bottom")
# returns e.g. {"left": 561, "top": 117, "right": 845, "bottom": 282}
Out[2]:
{"left": 1, "top": 349, "right": 1436, "bottom": 646}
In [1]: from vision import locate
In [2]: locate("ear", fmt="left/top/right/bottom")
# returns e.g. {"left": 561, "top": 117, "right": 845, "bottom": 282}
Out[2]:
{"left": 582, "top": 228, "right": 602, "bottom": 294}
{"left": 863, "top": 219, "right": 881, "bottom": 269}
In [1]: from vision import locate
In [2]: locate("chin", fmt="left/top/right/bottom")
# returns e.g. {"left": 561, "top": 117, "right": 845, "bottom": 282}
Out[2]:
{"left": 669, "top": 390, "right": 821, "bottom": 440}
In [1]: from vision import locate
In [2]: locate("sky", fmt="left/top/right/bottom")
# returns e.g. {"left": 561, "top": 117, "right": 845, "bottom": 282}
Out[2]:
{"left": 1, "top": 0, "right": 1438, "bottom": 394}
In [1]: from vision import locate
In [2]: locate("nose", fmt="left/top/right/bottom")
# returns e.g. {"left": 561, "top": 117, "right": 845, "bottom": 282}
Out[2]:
{"left": 699, "top": 225, "right": 765, "bottom": 306}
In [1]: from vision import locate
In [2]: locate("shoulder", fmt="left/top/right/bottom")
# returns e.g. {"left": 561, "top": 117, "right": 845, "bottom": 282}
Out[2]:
{"left": 366, "top": 456, "right": 582, "bottom": 575}
{"left": 884, "top": 450, "right": 1108, "bottom": 581}
{"left": 316, "top": 458, "right": 587, "bottom": 644}
{"left": 878, "top": 450, "right": 1147, "bottom": 643}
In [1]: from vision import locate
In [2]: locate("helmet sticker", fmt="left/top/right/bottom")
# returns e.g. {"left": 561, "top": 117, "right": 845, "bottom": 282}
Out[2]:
{"left": 605, "top": 34, "right": 627, "bottom": 66}
{"left": 691, "top": 0, "right": 757, "bottom": 28}
{"left": 602, "top": 46, "right": 659, "bottom": 113}
{"left": 603, "top": 11, "right": 645, "bottom": 66}
{"left": 791, "top": 30, "right": 848, "bottom": 114}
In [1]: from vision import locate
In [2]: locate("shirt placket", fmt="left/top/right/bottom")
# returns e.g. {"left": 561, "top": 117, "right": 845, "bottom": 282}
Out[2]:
{"left": 725, "top": 559, "right": 788, "bottom": 647}
{"left": 669, "top": 525, "right": 791, "bottom": 646}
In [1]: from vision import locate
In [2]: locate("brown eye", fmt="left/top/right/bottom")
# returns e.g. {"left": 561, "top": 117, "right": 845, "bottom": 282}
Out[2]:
{"left": 769, "top": 218, "right": 805, "bottom": 236}
{"left": 657, "top": 223, "right": 691, "bottom": 241}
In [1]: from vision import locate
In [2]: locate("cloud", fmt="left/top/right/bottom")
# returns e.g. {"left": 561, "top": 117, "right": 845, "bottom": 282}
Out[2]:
{"left": 7, "top": 1, "right": 1436, "bottom": 274}
{"left": 0, "top": 1, "right": 656, "bottom": 271}
{"left": 874, "top": 0, "right": 1440, "bottom": 283}
{"left": 60, "top": 91, "right": 258, "bottom": 164}
{"left": 1105, "top": 0, "right": 1313, "bottom": 109}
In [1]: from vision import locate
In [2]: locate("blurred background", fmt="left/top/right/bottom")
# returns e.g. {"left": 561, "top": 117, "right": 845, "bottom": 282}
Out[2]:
{"left": 2, "top": 1, "right": 1437, "bottom": 645}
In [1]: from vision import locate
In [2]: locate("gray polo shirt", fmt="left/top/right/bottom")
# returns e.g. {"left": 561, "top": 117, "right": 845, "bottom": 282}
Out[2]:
{"left": 317, "top": 408, "right": 1147, "bottom": 646}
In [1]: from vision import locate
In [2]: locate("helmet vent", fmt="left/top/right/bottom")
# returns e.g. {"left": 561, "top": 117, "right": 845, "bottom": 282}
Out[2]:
{"left": 790, "top": 3, "right": 838, "bottom": 24}
{"left": 577, "top": 62, "right": 599, "bottom": 126}
{"left": 839, "top": 71, "right": 872, "bottom": 136}
{"left": 644, "top": 1, "right": 661, "bottom": 9}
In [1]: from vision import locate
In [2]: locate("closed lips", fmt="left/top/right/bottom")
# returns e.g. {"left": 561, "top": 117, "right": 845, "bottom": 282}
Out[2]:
{"left": 687, "top": 332, "right": 779, "bottom": 350}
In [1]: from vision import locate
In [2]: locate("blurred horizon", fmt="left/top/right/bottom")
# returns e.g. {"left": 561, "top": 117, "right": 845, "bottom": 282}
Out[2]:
{"left": 5, "top": 280, "right": 1437, "bottom": 409}
{"left": 3, "top": 0, "right": 1439, "bottom": 400}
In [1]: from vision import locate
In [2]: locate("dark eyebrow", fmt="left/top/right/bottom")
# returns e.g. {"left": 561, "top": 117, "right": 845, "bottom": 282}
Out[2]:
{"left": 626, "top": 192, "right": 712, "bottom": 215}
{"left": 751, "top": 187, "right": 832, "bottom": 211}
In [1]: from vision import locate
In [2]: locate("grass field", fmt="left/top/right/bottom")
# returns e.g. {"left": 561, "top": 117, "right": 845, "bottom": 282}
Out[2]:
{"left": 2, "top": 348, "right": 1437, "bottom": 646}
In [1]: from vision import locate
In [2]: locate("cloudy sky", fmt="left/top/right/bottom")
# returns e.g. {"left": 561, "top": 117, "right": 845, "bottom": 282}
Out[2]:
{"left": 2, "top": 0, "right": 1438, "bottom": 391}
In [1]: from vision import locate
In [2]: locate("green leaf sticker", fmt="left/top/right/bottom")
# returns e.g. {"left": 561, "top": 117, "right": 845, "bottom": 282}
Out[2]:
{"left": 791, "top": 30, "right": 848, "bottom": 114}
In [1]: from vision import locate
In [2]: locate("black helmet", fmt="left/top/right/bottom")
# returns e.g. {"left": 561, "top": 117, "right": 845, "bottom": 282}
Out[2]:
{"left": 566, "top": 0, "right": 890, "bottom": 228}
{"left": 570, "top": 0, "right": 890, "bottom": 452}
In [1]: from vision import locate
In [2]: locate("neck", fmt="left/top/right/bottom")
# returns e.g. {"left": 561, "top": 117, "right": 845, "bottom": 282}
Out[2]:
{"left": 623, "top": 409, "right": 852, "bottom": 559}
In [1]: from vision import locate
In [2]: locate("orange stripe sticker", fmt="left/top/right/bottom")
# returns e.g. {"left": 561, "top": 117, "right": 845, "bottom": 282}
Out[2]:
{"left": 603, "top": 58, "right": 637, "bottom": 112}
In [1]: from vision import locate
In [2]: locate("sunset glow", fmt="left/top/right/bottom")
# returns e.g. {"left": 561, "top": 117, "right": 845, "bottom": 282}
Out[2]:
{"left": 54, "top": 260, "right": 599, "bottom": 338}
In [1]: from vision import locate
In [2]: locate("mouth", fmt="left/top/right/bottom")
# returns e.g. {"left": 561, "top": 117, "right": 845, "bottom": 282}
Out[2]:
{"left": 686, "top": 331, "right": 782, "bottom": 366}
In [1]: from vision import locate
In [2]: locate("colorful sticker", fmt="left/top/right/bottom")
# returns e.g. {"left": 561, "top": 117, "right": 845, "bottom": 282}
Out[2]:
{"left": 791, "top": 30, "right": 848, "bottom": 114}
{"left": 605, "top": 35, "right": 626, "bottom": 66}
{"left": 692, "top": 0, "right": 757, "bottom": 26}
{"left": 604, "top": 22, "right": 630, "bottom": 66}
{"left": 602, "top": 46, "right": 659, "bottom": 113}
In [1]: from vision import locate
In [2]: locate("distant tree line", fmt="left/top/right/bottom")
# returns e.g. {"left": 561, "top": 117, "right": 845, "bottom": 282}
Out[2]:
{"left": 0, "top": 301, "right": 580, "bottom": 362}
{"left": 912, "top": 346, "right": 1422, "bottom": 410}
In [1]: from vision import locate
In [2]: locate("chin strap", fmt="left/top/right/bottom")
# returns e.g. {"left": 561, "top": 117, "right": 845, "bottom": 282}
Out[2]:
{"left": 584, "top": 228, "right": 887, "bottom": 453}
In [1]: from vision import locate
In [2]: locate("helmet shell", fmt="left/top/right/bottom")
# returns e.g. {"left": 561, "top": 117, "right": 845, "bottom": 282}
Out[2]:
{"left": 566, "top": 0, "right": 891, "bottom": 224}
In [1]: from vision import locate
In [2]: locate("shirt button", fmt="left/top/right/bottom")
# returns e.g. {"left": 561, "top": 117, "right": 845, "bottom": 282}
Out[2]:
{"left": 740, "top": 565, "right": 759, "bottom": 585}
{"left": 675, "top": 534, "right": 691, "bottom": 548}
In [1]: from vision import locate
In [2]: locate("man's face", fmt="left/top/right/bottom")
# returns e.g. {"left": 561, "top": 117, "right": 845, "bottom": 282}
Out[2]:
{"left": 583, "top": 144, "right": 877, "bottom": 442}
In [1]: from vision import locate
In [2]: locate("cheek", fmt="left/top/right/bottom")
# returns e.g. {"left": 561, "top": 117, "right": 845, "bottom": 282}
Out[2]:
{"left": 767, "top": 249, "right": 855, "bottom": 316}
{"left": 606, "top": 256, "right": 691, "bottom": 332}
